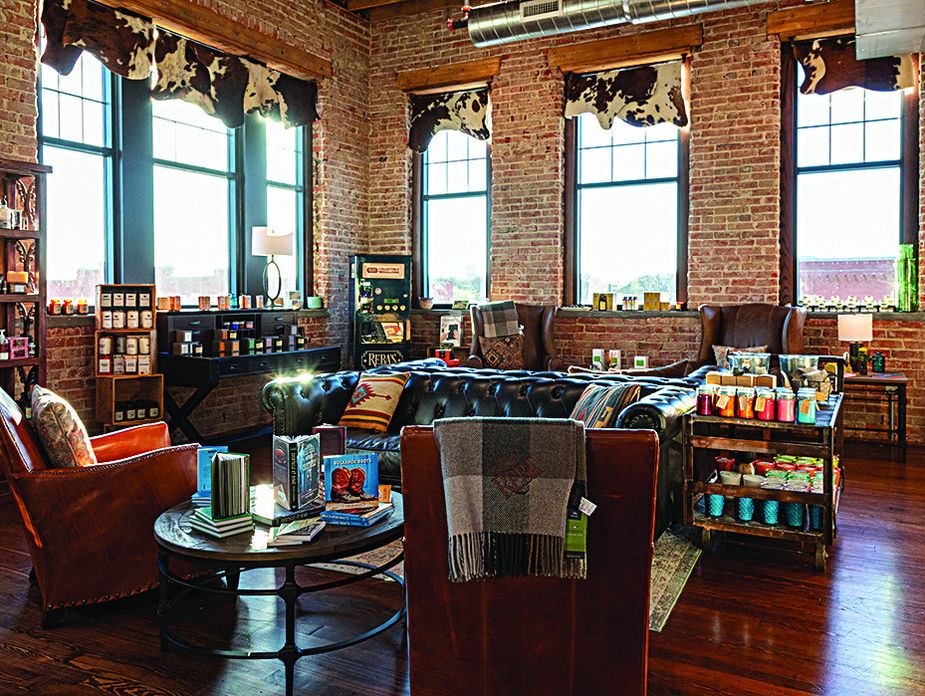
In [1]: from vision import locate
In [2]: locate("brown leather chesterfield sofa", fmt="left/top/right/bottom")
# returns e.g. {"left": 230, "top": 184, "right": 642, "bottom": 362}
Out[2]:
{"left": 0, "top": 389, "right": 197, "bottom": 627}
{"left": 467, "top": 303, "right": 565, "bottom": 371}
{"left": 400, "top": 426, "right": 658, "bottom": 696}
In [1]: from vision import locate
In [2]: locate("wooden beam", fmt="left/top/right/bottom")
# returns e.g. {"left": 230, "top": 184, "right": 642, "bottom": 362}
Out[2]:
{"left": 367, "top": 0, "right": 457, "bottom": 22}
{"left": 767, "top": 0, "right": 855, "bottom": 39}
{"left": 545, "top": 24, "right": 703, "bottom": 75}
{"left": 92, "top": 0, "right": 332, "bottom": 80}
{"left": 347, "top": 0, "right": 403, "bottom": 11}
{"left": 397, "top": 56, "right": 501, "bottom": 92}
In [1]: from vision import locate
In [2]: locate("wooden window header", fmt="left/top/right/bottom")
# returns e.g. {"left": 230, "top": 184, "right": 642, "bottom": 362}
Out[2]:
{"left": 397, "top": 57, "right": 502, "bottom": 93}
{"left": 92, "top": 0, "right": 332, "bottom": 80}
{"left": 546, "top": 24, "right": 703, "bottom": 75}
{"left": 767, "top": 0, "right": 855, "bottom": 40}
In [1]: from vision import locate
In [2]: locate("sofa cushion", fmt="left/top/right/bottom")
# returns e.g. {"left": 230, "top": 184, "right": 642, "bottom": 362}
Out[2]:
{"left": 339, "top": 373, "right": 409, "bottom": 432}
{"left": 570, "top": 383, "right": 641, "bottom": 428}
{"left": 31, "top": 385, "right": 97, "bottom": 468}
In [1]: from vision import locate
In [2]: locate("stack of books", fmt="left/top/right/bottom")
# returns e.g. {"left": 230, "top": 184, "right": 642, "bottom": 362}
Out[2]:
{"left": 251, "top": 483, "right": 324, "bottom": 527}
{"left": 321, "top": 501, "right": 393, "bottom": 527}
{"left": 190, "top": 507, "right": 253, "bottom": 538}
{"left": 267, "top": 519, "right": 326, "bottom": 547}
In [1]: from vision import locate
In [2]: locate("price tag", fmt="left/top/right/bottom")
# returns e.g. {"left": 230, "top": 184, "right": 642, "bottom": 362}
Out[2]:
{"left": 579, "top": 497, "right": 597, "bottom": 517}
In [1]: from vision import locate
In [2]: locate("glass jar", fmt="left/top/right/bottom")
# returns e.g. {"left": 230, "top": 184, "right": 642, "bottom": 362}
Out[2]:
{"left": 715, "top": 386, "right": 736, "bottom": 417}
{"left": 696, "top": 385, "right": 715, "bottom": 416}
{"left": 776, "top": 389, "right": 796, "bottom": 422}
{"left": 736, "top": 387, "right": 755, "bottom": 419}
{"left": 754, "top": 387, "right": 776, "bottom": 421}
{"left": 797, "top": 389, "right": 817, "bottom": 424}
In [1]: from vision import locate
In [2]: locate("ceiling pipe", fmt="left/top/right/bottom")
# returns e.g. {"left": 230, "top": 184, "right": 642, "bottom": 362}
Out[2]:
{"left": 459, "top": 0, "right": 765, "bottom": 47}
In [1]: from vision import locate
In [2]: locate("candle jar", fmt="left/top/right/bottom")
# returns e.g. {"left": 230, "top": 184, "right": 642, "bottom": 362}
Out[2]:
{"left": 141, "top": 310, "right": 153, "bottom": 328}
{"left": 797, "top": 389, "right": 817, "bottom": 425}
{"left": 48, "top": 299, "right": 61, "bottom": 315}
{"left": 754, "top": 387, "right": 776, "bottom": 421}
{"left": 776, "top": 389, "right": 796, "bottom": 422}
{"left": 101, "top": 310, "right": 113, "bottom": 330}
{"left": 98, "top": 336, "right": 112, "bottom": 355}
{"left": 714, "top": 455, "right": 736, "bottom": 472}
{"left": 736, "top": 387, "right": 755, "bottom": 419}
{"left": 62, "top": 299, "right": 74, "bottom": 315}
{"left": 696, "top": 385, "right": 715, "bottom": 416}
{"left": 76, "top": 299, "right": 89, "bottom": 315}
{"left": 715, "top": 386, "right": 736, "bottom": 417}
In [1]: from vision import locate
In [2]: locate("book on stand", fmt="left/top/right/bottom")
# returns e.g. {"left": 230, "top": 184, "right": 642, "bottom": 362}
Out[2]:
{"left": 192, "top": 445, "right": 228, "bottom": 507}
{"left": 273, "top": 434, "right": 320, "bottom": 511}
{"left": 211, "top": 452, "right": 250, "bottom": 520}
{"left": 323, "top": 453, "right": 379, "bottom": 513}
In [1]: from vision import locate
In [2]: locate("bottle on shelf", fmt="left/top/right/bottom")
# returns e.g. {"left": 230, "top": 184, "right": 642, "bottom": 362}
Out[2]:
{"left": 0, "top": 330, "right": 8, "bottom": 361}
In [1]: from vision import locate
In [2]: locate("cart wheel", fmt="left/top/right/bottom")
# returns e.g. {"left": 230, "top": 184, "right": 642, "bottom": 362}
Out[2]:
{"left": 699, "top": 528, "right": 713, "bottom": 551}
{"left": 814, "top": 544, "right": 827, "bottom": 571}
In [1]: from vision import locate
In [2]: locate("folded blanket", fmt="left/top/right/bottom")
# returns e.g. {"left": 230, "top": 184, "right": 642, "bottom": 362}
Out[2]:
{"left": 478, "top": 300, "right": 520, "bottom": 338}
{"left": 434, "top": 417, "right": 587, "bottom": 582}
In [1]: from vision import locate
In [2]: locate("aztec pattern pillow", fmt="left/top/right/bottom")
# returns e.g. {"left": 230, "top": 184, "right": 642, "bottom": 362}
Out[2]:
{"left": 712, "top": 344, "right": 768, "bottom": 370}
{"left": 480, "top": 333, "right": 525, "bottom": 370}
{"left": 569, "top": 383, "right": 641, "bottom": 428}
{"left": 478, "top": 300, "right": 520, "bottom": 338}
{"left": 339, "top": 373, "right": 410, "bottom": 432}
{"left": 31, "top": 385, "right": 98, "bottom": 468}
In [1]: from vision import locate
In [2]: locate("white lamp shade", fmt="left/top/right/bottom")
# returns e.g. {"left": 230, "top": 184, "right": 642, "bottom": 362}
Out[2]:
{"left": 252, "top": 226, "right": 293, "bottom": 257}
{"left": 837, "top": 313, "right": 873, "bottom": 342}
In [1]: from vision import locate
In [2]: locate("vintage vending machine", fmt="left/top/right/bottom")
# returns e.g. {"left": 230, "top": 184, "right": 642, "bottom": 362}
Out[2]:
{"left": 349, "top": 254, "right": 412, "bottom": 369}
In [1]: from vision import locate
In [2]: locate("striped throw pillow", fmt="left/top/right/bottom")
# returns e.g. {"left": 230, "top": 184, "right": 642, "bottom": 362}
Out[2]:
{"left": 569, "top": 383, "right": 641, "bottom": 428}
{"left": 338, "top": 373, "right": 410, "bottom": 432}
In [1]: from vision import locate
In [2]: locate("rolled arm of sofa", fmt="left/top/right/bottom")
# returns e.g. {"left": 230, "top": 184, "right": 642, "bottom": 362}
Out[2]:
{"left": 261, "top": 371, "right": 360, "bottom": 435}
{"left": 615, "top": 386, "right": 696, "bottom": 441}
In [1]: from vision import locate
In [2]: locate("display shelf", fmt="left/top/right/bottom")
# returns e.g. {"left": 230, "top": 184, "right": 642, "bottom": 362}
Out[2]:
{"left": 0, "top": 294, "right": 41, "bottom": 303}
{"left": 0, "top": 357, "right": 39, "bottom": 369}
{"left": 691, "top": 510, "right": 824, "bottom": 542}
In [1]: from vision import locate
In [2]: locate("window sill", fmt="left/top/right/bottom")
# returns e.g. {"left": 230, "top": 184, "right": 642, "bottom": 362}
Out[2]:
{"left": 297, "top": 308, "right": 330, "bottom": 319}
{"left": 558, "top": 308, "right": 699, "bottom": 318}
{"left": 805, "top": 310, "right": 925, "bottom": 321}
{"left": 48, "top": 314, "right": 96, "bottom": 329}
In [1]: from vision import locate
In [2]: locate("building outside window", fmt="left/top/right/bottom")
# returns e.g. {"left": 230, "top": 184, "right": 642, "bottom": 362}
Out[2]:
{"left": 265, "top": 119, "right": 305, "bottom": 297}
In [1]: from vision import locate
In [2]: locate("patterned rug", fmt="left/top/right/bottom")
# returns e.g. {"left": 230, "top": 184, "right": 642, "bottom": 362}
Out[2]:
{"left": 316, "top": 529, "right": 700, "bottom": 633}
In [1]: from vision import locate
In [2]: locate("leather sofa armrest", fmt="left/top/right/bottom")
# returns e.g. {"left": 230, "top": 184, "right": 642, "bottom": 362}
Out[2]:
{"left": 615, "top": 386, "right": 696, "bottom": 441}
{"left": 90, "top": 422, "right": 174, "bottom": 463}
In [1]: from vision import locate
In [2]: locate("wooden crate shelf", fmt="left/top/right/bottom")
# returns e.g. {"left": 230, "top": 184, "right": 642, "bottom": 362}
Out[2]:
{"left": 96, "top": 374, "right": 164, "bottom": 427}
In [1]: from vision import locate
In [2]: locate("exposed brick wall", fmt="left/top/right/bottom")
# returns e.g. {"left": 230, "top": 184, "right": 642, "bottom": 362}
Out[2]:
{"left": 0, "top": 0, "right": 38, "bottom": 161}
{"left": 46, "top": 323, "right": 96, "bottom": 428}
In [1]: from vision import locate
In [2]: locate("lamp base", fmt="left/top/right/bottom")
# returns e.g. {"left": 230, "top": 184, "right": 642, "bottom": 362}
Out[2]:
{"left": 263, "top": 255, "right": 282, "bottom": 303}
{"left": 848, "top": 341, "right": 868, "bottom": 375}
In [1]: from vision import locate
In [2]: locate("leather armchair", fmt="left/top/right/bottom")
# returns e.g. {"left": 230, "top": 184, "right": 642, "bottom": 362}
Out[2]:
{"left": 467, "top": 303, "right": 564, "bottom": 371}
{"left": 400, "top": 426, "right": 658, "bottom": 695}
{"left": 0, "top": 390, "right": 198, "bottom": 626}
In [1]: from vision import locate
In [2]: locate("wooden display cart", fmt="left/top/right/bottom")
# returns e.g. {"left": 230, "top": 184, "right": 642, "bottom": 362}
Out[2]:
{"left": 0, "top": 160, "right": 50, "bottom": 415}
{"left": 683, "top": 394, "right": 844, "bottom": 571}
{"left": 94, "top": 284, "right": 162, "bottom": 430}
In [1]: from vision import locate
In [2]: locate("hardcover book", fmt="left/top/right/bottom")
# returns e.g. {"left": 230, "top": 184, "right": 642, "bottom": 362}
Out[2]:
{"left": 273, "top": 434, "right": 321, "bottom": 511}
{"left": 323, "top": 453, "right": 379, "bottom": 509}
{"left": 211, "top": 452, "right": 250, "bottom": 521}
{"left": 312, "top": 424, "right": 347, "bottom": 459}
{"left": 196, "top": 445, "right": 228, "bottom": 496}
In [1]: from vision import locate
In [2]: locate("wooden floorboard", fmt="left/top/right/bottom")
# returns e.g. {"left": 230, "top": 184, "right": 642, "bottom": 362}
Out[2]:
{"left": 0, "top": 442, "right": 922, "bottom": 694}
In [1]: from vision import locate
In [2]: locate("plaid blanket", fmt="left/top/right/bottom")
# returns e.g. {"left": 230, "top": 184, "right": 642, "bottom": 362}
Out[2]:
{"left": 434, "top": 417, "right": 587, "bottom": 582}
{"left": 478, "top": 300, "right": 520, "bottom": 338}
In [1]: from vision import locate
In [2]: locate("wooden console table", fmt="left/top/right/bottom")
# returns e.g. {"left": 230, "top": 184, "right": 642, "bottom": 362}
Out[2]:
{"left": 842, "top": 372, "right": 907, "bottom": 462}
{"left": 683, "top": 394, "right": 843, "bottom": 571}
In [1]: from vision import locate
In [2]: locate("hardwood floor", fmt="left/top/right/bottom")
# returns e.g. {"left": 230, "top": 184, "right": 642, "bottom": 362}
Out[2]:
{"left": 0, "top": 443, "right": 921, "bottom": 695}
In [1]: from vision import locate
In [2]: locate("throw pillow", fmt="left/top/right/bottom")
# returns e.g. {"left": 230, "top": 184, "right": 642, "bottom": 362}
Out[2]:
{"left": 569, "top": 383, "right": 641, "bottom": 428}
{"left": 478, "top": 300, "right": 520, "bottom": 338}
{"left": 712, "top": 344, "right": 768, "bottom": 370}
{"left": 31, "top": 385, "right": 98, "bottom": 468}
{"left": 480, "top": 333, "right": 525, "bottom": 370}
{"left": 338, "top": 373, "right": 410, "bottom": 432}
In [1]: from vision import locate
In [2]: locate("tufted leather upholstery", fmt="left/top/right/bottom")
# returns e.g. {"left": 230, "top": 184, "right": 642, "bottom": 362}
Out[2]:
{"left": 262, "top": 360, "right": 695, "bottom": 536}
{"left": 697, "top": 303, "right": 807, "bottom": 365}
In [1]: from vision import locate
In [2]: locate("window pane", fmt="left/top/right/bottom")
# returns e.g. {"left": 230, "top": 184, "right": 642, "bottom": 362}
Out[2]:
{"left": 796, "top": 167, "right": 901, "bottom": 299}
{"left": 44, "top": 147, "right": 108, "bottom": 300}
{"left": 40, "top": 53, "right": 108, "bottom": 148}
{"left": 425, "top": 196, "right": 488, "bottom": 303}
{"left": 613, "top": 145, "right": 645, "bottom": 181}
{"left": 865, "top": 89, "right": 902, "bottom": 121}
{"left": 266, "top": 119, "right": 299, "bottom": 185}
{"left": 797, "top": 126, "right": 829, "bottom": 167}
{"left": 154, "top": 166, "right": 230, "bottom": 304}
{"left": 797, "top": 91, "right": 829, "bottom": 127}
{"left": 830, "top": 123, "right": 864, "bottom": 165}
{"left": 830, "top": 88, "right": 864, "bottom": 124}
{"left": 267, "top": 185, "right": 299, "bottom": 295}
{"left": 578, "top": 183, "right": 678, "bottom": 304}
{"left": 580, "top": 148, "right": 610, "bottom": 184}
{"left": 578, "top": 112, "right": 680, "bottom": 184}
{"left": 152, "top": 99, "right": 230, "bottom": 171}
{"left": 865, "top": 119, "right": 901, "bottom": 162}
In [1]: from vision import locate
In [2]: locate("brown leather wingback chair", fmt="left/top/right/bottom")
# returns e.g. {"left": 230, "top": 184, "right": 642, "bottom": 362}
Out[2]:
{"left": 400, "top": 426, "right": 658, "bottom": 696}
{"left": 628, "top": 303, "right": 808, "bottom": 378}
{"left": 0, "top": 389, "right": 197, "bottom": 626}
{"left": 467, "top": 303, "right": 565, "bottom": 370}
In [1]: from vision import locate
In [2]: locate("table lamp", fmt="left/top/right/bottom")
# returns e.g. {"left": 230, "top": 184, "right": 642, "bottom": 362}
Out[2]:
{"left": 837, "top": 313, "right": 873, "bottom": 375}
{"left": 252, "top": 226, "right": 292, "bottom": 304}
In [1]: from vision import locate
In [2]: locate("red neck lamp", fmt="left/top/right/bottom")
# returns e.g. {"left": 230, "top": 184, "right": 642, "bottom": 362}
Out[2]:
{"left": 837, "top": 313, "right": 873, "bottom": 375}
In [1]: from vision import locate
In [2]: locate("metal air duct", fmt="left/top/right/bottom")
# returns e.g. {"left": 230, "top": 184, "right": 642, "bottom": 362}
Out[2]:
{"left": 464, "top": 0, "right": 766, "bottom": 47}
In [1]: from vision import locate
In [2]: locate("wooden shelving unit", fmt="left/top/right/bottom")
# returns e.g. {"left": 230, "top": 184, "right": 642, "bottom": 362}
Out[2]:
{"left": 683, "top": 394, "right": 844, "bottom": 571}
{"left": 0, "top": 159, "right": 50, "bottom": 415}
{"left": 94, "top": 284, "right": 162, "bottom": 429}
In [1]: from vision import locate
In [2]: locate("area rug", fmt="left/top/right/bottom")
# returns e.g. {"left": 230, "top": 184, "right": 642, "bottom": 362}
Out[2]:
{"left": 314, "top": 529, "right": 700, "bottom": 633}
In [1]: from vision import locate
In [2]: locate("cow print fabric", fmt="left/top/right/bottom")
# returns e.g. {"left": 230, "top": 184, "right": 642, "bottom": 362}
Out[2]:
{"left": 41, "top": 0, "right": 317, "bottom": 129}
{"left": 793, "top": 36, "right": 914, "bottom": 95}
{"left": 408, "top": 88, "right": 491, "bottom": 153}
{"left": 564, "top": 60, "right": 687, "bottom": 131}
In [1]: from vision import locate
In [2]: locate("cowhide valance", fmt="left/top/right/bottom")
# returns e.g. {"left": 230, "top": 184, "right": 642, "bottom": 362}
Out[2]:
{"left": 41, "top": 0, "right": 317, "bottom": 128}
{"left": 408, "top": 88, "right": 491, "bottom": 153}
{"left": 564, "top": 60, "right": 687, "bottom": 131}
{"left": 792, "top": 36, "right": 914, "bottom": 95}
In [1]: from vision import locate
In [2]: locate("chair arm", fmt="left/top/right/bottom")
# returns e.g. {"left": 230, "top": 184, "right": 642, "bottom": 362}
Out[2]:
{"left": 615, "top": 387, "right": 696, "bottom": 441}
{"left": 12, "top": 444, "right": 198, "bottom": 607}
{"left": 466, "top": 355, "right": 484, "bottom": 368}
{"left": 545, "top": 355, "right": 565, "bottom": 371}
{"left": 90, "top": 422, "right": 174, "bottom": 463}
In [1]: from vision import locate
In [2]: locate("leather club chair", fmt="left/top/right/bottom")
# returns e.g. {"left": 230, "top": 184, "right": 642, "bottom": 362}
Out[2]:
{"left": 467, "top": 303, "right": 564, "bottom": 371}
{"left": 0, "top": 389, "right": 198, "bottom": 627}
{"left": 630, "top": 303, "right": 808, "bottom": 378}
{"left": 400, "top": 426, "right": 658, "bottom": 696}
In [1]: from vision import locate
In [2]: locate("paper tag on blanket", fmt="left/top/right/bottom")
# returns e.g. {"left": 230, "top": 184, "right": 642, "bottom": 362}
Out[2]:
{"left": 578, "top": 497, "right": 597, "bottom": 517}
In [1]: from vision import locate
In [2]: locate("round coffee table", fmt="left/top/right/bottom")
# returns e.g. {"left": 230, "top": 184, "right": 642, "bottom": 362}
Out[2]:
{"left": 154, "top": 493, "right": 405, "bottom": 696}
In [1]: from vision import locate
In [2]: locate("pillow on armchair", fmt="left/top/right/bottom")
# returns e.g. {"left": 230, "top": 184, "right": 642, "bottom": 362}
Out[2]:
{"left": 31, "top": 385, "right": 98, "bottom": 468}
{"left": 480, "top": 333, "right": 525, "bottom": 370}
